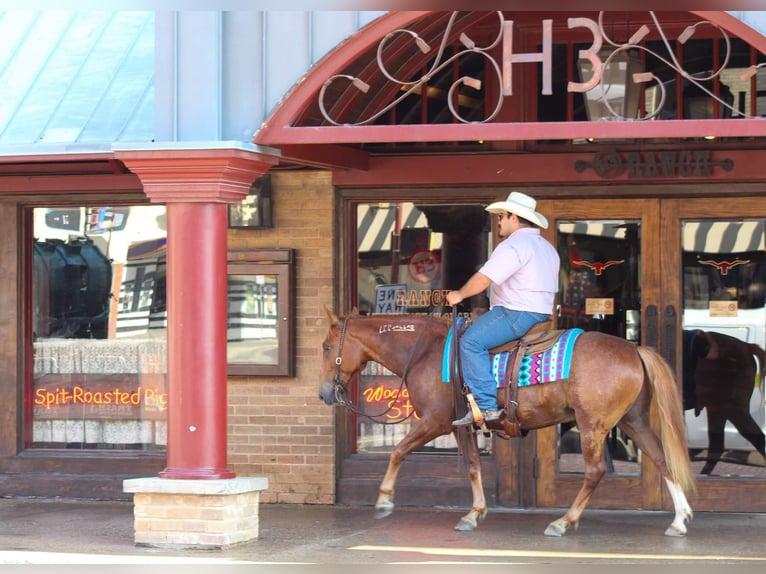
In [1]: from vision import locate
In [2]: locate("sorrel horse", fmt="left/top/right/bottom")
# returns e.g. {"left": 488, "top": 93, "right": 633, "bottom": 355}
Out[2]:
{"left": 319, "top": 308, "right": 696, "bottom": 536}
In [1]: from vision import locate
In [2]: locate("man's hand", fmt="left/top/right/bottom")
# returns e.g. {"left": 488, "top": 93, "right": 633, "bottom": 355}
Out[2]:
{"left": 446, "top": 290, "right": 463, "bottom": 306}
{"left": 446, "top": 272, "right": 491, "bottom": 307}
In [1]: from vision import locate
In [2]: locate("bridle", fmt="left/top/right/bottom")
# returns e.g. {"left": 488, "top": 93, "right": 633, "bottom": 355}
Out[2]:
{"left": 330, "top": 308, "right": 441, "bottom": 423}
{"left": 330, "top": 315, "right": 352, "bottom": 403}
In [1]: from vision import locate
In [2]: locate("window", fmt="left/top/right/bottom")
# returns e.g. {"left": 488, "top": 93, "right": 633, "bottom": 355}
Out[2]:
{"left": 354, "top": 201, "right": 492, "bottom": 454}
{"left": 31, "top": 205, "right": 168, "bottom": 450}
{"left": 227, "top": 249, "right": 295, "bottom": 377}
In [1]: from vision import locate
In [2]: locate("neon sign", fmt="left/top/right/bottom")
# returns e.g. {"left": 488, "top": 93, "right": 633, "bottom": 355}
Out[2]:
{"left": 361, "top": 383, "right": 420, "bottom": 421}
{"left": 34, "top": 386, "right": 168, "bottom": 412}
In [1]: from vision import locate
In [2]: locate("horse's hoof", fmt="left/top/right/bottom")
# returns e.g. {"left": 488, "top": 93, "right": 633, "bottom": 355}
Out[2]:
{"left": 544, "top": 520, "right": 571, "bottom": 537}
{"left": 374, "top": 506, "right": 393, "bottom": 519}
{"left": 664, "top": 525, "right": 687, "bottom": 537}
{"left": 454, "top": 517, "right": 477, "bottom": 532}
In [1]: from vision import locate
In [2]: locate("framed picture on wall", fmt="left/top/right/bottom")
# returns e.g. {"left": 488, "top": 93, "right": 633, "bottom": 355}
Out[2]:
{"left": 227, "top": 249, "right": 295, "bottom": 376}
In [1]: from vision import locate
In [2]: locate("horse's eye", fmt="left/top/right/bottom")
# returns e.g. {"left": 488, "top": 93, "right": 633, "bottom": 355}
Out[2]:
{"left": 323, "top": 343, "right": 333, "bottom": 353}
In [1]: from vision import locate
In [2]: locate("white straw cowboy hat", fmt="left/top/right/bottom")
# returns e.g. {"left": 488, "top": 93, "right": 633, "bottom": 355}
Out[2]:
{"left": 485, "top": 191, "right": 549, "bottom": 229}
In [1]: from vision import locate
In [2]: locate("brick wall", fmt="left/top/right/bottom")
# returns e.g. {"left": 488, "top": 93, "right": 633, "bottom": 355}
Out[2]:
{"left": 226, "top": 170, "right": 336, "bottom": 504}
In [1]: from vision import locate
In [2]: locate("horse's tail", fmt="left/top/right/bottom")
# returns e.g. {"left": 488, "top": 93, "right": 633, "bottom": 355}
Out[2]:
{"left": 636, "top": 346, "right": 697, "bottom": 496}
{"left": 746, "top": 343, "right": 766, "bottom": 403}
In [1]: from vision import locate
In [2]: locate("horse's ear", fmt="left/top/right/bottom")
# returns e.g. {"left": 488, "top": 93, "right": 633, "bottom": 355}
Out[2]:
{"left": 323, "top": 304, "right": 339, "bottom": 324}
{"left": 350, "top": 306, "right": 360, "bottom": 316}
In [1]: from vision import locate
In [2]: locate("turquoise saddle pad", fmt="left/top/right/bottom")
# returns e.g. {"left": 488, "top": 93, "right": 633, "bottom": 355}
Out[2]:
{"left": 442, "top": 322, "right": 583, "bottom": 387}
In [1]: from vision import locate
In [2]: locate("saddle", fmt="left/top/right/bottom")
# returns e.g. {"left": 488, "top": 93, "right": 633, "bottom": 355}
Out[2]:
{"left": 466, "top": 320, "right": 565, "bottom": 439}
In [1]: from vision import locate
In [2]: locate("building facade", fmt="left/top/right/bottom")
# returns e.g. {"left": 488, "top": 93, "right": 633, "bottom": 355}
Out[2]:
{"left": 1, "top": 10, "right": 766, "bottom": 514}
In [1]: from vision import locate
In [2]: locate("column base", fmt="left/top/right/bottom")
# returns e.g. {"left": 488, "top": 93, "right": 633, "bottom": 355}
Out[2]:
{"left": 123, "top": 476, "right": 269, "bottom": 549}
{"left": 159, "top": 467, "right": 236, "bottom": 479}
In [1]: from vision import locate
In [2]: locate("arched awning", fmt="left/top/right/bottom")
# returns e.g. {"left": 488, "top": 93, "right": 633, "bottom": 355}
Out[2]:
{"left": 255, "top": 11, "right": 766, "bottom": 170}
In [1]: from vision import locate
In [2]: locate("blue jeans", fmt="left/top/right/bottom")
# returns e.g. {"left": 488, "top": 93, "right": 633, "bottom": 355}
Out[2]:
{"left": 459, "top": 307, "right": 550, "bottom": 411}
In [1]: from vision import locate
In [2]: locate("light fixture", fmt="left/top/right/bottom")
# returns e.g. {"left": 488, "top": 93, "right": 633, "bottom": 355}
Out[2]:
{"left": 578, "top": 49, "right": 645, "bottom": 121}
{"left": 228, "top": 175, "right": 273, "bottom": 229}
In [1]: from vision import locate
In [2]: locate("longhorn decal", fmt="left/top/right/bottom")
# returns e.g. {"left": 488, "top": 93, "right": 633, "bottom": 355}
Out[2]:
{"left": 571, "top": 259, "right": 625, "bottom": 276}
{"left": 698, "top": 259, "right": 750, "bottom": 276}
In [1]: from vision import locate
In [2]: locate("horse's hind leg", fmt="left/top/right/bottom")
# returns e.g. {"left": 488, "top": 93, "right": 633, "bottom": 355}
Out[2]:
{"left": 701, "top": 409, "right": 727, "bottom": 475}
{"left": 545, "top": 427, "right": 608, "bottom": 537}
{"left": 618, "top": 417, "right": 693, "bottom": 536}
{"left": 727, "top": 408, "right": 766, "bottom": 465}
{"left": 701, "top": 407, "right": 766, "bottom": 473}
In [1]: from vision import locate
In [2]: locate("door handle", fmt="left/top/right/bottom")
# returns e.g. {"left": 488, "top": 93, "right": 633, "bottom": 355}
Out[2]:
{"left": 661, "top": 305, "right": 677, "bottom": 372}
{"left": 644, "top": 304, "right": 658, "bottom": 351}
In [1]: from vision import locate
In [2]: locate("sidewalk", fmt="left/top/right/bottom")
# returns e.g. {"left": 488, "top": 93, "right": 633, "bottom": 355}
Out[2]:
{"left": 0, "top": 497, "right": 765, "bottom": 565}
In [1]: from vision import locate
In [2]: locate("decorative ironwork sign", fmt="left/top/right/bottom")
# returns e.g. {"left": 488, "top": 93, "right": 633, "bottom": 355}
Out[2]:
{"left": 319, "top": 11, "right": 763, "bottom": 126}
{"left": 574, "top": 150, "right": 735, "bottom": 179}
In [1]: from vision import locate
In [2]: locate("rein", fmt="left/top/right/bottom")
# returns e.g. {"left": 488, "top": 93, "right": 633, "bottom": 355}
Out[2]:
{"left": 331, "top": 306, "right": 443, "bottom": 424}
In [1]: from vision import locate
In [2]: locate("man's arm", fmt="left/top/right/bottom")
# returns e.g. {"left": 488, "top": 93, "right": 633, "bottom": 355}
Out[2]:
{"left": 445, "top": 272, "right": 492, "bottom": 306}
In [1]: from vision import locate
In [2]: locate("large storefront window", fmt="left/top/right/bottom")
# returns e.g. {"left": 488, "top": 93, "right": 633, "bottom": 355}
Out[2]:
{"left": 31, "top": 206, "right": 168, "bottom": 450}
{"left": 354, "top": 201, "right": 492, "bottom": 454}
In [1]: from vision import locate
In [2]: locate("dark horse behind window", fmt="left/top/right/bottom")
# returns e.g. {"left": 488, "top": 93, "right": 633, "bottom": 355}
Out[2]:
{"left": 319, "top": 308, "right": 696, "bottom": 537}
{"left": 683, "top": 329, "right": 766, "bottom": 474}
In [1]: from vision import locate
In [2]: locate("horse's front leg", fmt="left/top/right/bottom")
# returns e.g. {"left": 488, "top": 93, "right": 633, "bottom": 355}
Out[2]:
{"left": 374, "top": 449, "right": 400, "bottom": 519}
{"left": 454, "top": 429, "right": 487, "bottom": 532}
{"left": 374, "top": 418, "right": 447, "bottom": 519}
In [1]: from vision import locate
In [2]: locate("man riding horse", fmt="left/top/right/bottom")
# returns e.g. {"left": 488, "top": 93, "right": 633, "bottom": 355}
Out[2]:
{"left": 446, "top": 191, "right": 560, "bottom": 426}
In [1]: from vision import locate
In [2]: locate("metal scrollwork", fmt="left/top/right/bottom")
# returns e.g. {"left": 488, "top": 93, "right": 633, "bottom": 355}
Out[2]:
{"left": 318, "top": 11, "right": 764, "bottom": 126}
{"left": 590, "top": 12, "right": 742, "bottom": 121}
{"left": 319, "top": 11, "right": 506, "bottom": 126}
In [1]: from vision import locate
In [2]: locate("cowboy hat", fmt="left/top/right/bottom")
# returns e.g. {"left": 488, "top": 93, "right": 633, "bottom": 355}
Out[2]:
{"left": 485, "top": 191, "right": 548, "bottom": 229}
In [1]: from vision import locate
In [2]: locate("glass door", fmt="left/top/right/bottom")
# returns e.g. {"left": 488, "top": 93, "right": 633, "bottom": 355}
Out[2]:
{"left": 534, "top": 198, "right": 662, "bottom": 509}
{"left": 533, "top": 196, "right": 766, "bottom": 513}
{"left": 663, "top": 198, "right": 766, "bottom": 511}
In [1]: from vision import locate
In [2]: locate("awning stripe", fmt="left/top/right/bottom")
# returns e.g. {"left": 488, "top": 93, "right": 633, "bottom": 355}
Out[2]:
{"left": 357, "top": 203, "right": 435, "bottom": 252}
{"left": 357, "top": 209, "right": 764, "bottom": 256}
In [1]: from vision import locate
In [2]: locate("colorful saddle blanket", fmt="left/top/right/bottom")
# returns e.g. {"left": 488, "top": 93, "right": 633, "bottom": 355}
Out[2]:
{"left": 442, "top": 321, "right": 583, "bottom": 388}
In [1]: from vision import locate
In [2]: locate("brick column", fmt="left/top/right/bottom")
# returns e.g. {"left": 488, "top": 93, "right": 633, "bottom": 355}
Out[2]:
{"left": 115, "top": 145, "right": 278, "bottom": 479}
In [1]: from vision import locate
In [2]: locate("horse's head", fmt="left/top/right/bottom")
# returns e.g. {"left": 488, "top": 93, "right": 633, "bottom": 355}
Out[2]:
{"left": 318, "top": 305, "right": 366, "bottom": 406}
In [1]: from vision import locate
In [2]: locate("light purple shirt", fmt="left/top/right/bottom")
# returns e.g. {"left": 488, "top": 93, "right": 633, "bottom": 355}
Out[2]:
{"left": 479, "top": 227, "right": 560, "bottom": 314}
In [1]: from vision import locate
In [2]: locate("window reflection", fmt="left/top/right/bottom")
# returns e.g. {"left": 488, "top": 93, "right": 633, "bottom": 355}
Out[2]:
{"left": 32, "top": 206, "right": 168, "bottom": 450}
{"left": 682, "top": 219, "right": 766, "bottom": 476}
{"left": 556, "top": 220, "right": 642, "bottom": 475}
{"left": 354, "top": 201, "right": 492, "bottom": 454}
{"left": 227, "top": 274, "right": 279, "bottom": 366}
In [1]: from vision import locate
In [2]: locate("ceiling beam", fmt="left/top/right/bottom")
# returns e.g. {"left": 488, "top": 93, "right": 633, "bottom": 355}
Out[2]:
{"left": 276, "top": 144, "right": 370, "bottom": 170}
{"left": 261, "top": 119, "right": 766, "bottom": 146}
{"left": 0, "top": 173, "right": 142, "bottom": 195}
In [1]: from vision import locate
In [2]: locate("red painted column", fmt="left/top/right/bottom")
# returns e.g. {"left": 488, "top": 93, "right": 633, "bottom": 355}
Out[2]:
{"left": 115, "top": 146, "right": 278, "bottom": 479}
{"left": 161, "top": 201, "right": 232, "bottom": 478}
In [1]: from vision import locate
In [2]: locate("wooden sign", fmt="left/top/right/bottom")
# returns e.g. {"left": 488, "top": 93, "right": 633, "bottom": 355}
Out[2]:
{"left": 585, "top": 297, "right": 614, "bottom": 315}
{"left": 709, "top": 300, "right": 738, "bottom": 317}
